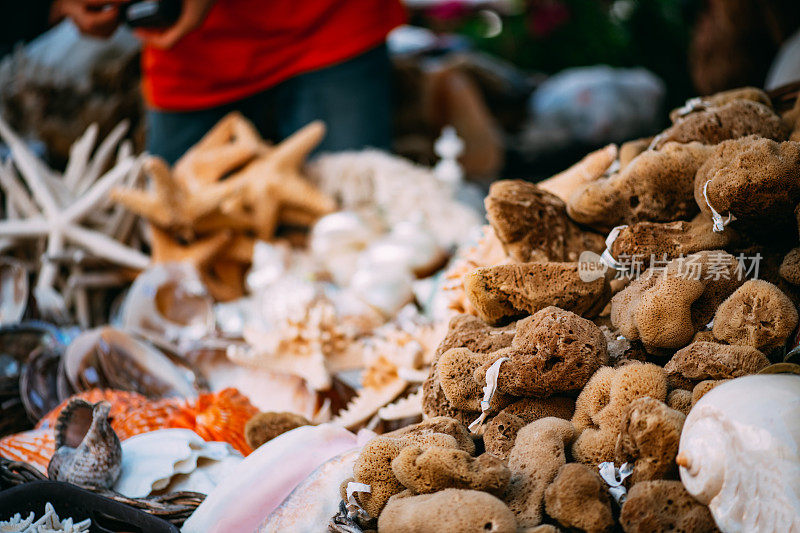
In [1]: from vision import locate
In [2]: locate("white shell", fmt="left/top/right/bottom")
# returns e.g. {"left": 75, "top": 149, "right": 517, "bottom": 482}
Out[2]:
{"left": 678, "top": 374, "right": 800, "bottom": 533}
{"left": 310, "top": 211, "right": 379, "bottom": 285}
{"left": 114, "top": 428, "right": 242, "bottom": 498}
{"left": 364, "top": 219, "right": 445, "bottom": 277}
{"left": 350, "top": 264, "right": 414, "bottom": 318}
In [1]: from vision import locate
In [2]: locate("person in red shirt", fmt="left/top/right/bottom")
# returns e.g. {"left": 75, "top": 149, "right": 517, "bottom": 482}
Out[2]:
{"left": 58, "top": 0, "right": 406, "bottom": 162}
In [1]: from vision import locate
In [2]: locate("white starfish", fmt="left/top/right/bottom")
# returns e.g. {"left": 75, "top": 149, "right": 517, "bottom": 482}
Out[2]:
{"left": 0, "top": 115, "right": 149, "bottom": 320}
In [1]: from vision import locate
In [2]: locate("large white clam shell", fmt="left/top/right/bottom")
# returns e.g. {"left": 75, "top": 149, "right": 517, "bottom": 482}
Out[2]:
{"left": 114, "top": 428, "right": 242, "bottom": 498}
{"left": 678, "top": 374, "right": 800, "bottom": 533}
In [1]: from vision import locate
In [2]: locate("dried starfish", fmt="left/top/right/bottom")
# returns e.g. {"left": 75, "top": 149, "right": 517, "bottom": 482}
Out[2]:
{"left": 378, "top": 389, "right": 424, "bottom": 421}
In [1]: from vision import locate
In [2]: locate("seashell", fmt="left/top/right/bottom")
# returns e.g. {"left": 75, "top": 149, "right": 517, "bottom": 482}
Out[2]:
{"left": 114, "top": 428, "right": 242, "bottom": 498}
{"left": 47, "top": 399, "right": 122, "bottom": 489}
{"left": 259, "top": 448, "right": 360, "bottom": 531}
{"left": 363, "top": 219, "right": 447, "bottom": 278}
{"left": 350, "top": 264, "right": 414, "bottom": 319}
{"left": 310, "top": 211, "right": 381, "bottom": 285}
{"left": 117, "top": 263, "right": 215, "bottom": 351}
{"left": 61, "top": 327, "right": 200, "bottom": 399}
{"left": 0, "top": 427, "right": 55, "bottom": 473}
{"left": 378, "top": 389, "right": 424, "bottom": 421}
{"left": 0, "top": 258, "right": 27, "bottom": 326}
{"left": 331, "top": 377, "right": 408, "bottom": 430}
{"left": 20, "top": 345, "right": 65, "bottom": 423}
{"left": 678, "top": 374, "right": 800, "bottom": 532}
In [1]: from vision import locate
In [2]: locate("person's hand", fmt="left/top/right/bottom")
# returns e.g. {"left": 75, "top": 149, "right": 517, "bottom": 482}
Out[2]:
{"left": 135, "top": 0, "right": 218, "bottom": 49}
{"left": 51, "top": 0, "right": 127, "bottom": 38}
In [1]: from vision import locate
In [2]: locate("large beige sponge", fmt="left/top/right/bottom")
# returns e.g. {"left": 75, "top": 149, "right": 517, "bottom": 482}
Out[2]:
{"left": 484, "top": 397, "right": 575, "bottom": 461}
{"left": 391, "top": 446, "right": 510, "bottom": 495}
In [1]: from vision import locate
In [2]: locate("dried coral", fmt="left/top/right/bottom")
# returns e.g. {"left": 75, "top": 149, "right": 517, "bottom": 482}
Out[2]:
{"left": 611, "top": 250, "right": 744, "bottom": 352}
{"left": 664, "top": 341, "right": 769, "bottom": 389}
{"left": 244, "top": 412, "right": 310, "bottom": 450}
{"left": 544, "top": 463, "right": 614, "bottom": 533}
{"left": 391, "top": 446, "right": 510, "bottom": 495}
{"left": 694, "top": 137, "right": 800, "bottom": 242}
{"left": 619, "top": 480, "right": 718, "bottom": 533}
{"left": 615, "top": 397, "right": 685, "bottom": 483}
{"left": 504, "top": 417, "right": 575, "bottom": 528}
{"left": 465, "top": 263, "right": 610, "bottom": 326}
{"left": 712, "top": 279, "right": 799, "bottom": 352}
{"left": 566, "top": 142, "right": 713, "bottom": 231}
{"left": 378, "top": 489, "right": 517, "bottom": 533}
{"left": 571, "top": 363, "right": 668, "bottom": 466}
{"left": 485, "top": 180, "right": 604, "bottom": 263}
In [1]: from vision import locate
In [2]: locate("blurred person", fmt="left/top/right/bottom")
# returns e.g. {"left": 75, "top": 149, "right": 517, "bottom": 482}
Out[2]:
{"left": 55, "top": 0, "right": 405, "bottom": 162}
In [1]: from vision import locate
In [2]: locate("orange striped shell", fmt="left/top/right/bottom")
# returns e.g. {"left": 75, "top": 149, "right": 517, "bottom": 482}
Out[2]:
{"left": 1, "top": 387, "right": 259, "bottom": 473}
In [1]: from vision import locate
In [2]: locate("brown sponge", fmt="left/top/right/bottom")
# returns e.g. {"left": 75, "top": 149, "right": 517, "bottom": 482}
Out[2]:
{"left": 655, "top": 99, "right": 787, "bottom": 149}
{"left": 473, "top": 307, "right": 608, "bottom": 397}
{"left": 691, "top": 379, "right": 730, "bottom": 406}
{"left": 780, "top": 247, "right": 800, "bottom": 285}
{"left": 619, "top": 480, "right": 719, "bottom": 533}
{"left": 664, "top": 341, "right": 769, "bottom": 389}
{"left": 610, "top": 213, "right": 738, "bottom": 269}
{"left": 377, "top": 489, "right": 517, "bottom": 533}
{"left": 566, "top": 141, "right": 713, "bottom": 232}
{"left": 437, "top": 348, "right": 513, "bottom": 412}
{"left": 244, "top": 411, "right": 310, "bottom": 450}
{"left": 668, "top": 87, "right": 772, "bottom": 122}
{"left": 544, "top": 463, "right": 614, "bottom": 533}
{"left": 614, "top": 397, "right": 685, "bottom": 483}
{"left": 694, "top": 137, "right": 800, "bottom": 242}
{"left": 391, "top": 446, "right": 510, "bottom": 495}
{"left": 465, "top": 263, "right": 610, "bottom": 326}
{"left": 712, "top": 280, "right": 799, "bottom": 352}
{"left": 571, "top": 363, "right": 668, "bottom": 466}
{"left": 666, "top": 389, "right": 692, "bottom": 416}
{"left": 485, "top": 179, "right": 604, "bottom": 263}
{"left": 504, "top": 417, "right": 576, "bottom": 528}
{"left": 619, "top": 137, "right": 651, "bottom": 168}
{"left": 484, "top": 397, "right": 575, "bottom": 460}
{"left": 386, "top": 416, "right": 476, "bottom": 455}
{"left": 611, "top": 250, "right": 744, "bottom": 352}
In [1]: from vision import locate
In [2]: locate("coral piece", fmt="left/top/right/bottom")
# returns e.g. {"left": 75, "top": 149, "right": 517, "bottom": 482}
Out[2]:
{"left": 694, "top": 137, "right": 800, "bottom": 241}
{"left": 677, "top": 375, "right": 800, "bottom": 532}
{"left": 378, "top": 489, "right": 517, "bottom": 533}
{"left": 615, "top": 397, "right": 685, "bottom": 483}
{"left": 0, "top": 501, "right": 91, "bottom": 532}
{"left": 47, "top": 399, "right": 122, "bottom": 489}
{"left": 664, "top": 341, "right": 769, "bottom": 390}
{"left": 503, "top": 417, "right": 575, "bottom": 528}
{"left": 544, "top": 463, "right": 614, "bottom": 533}
{"left": 667, "top": 389, "right": 693, "bottom": 416}
{"left": 655, "top": 99, "right": 787, "bottom": 148}
{"left": 609, "top": 213, "right": 738, "bottom": 267}
{"left": 484, "top": 397, "right": 575, "bottom": 461}
{"left": 538, "top": 144, "right": 618, "bottom": 203}
{"left": 619, "top": 480, "right": 718, "bottom": 533}
{"left": 566, "top": 142, "right": 713, "bottom": 231}
{"left": 465, "top": 262, "right": 610, "bottom": 326}
{"left": 611, "top": 250, "right": 744, "bottom": 352}
{"left": 712, "top": 280, "right": 799, "bottom": 352}
{"left": 474, "top": 307, "right": 608, "bottom": 397}
{"left": 391, "top": 446, "right": 510, "bottom": 495}
{"left": 571, "top": 363, "right": 668, "bottom": 466}
{"left": 485, "top": 180, "right": 604, "bottom": 263}
{"left": 245, "top": 412, "right": 310, "bottom": 450}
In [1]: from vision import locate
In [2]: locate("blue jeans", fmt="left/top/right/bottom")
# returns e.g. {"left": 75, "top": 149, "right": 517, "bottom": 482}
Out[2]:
{"left": 147, "top": 44, "right": 393, "bottom": 164}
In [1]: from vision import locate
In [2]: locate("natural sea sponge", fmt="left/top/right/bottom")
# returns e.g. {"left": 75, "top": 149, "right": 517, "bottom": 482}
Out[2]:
{"left": 473, "top": 307, "right": 608, "bottom": 397}
{"left": 571, "top": 363, "right": 668, "bottom": 466}
{"left": 610, "top": 250, "right": 744, "bottom": 352}
{"left": 386, "top": 416, "right": 476, "bottom": 455}
{"left": 538, "top": 144, "right": 617, "bottom": 204}
{"left": 391, "top": 446, "right": 510, "bottom": 495}
{"left": 504, "top": 417, "right": 575, "bottom": 527}
{"left": 485, "top": 180, "right": 604, "bottom": 263}
{"left": 691, "top": 379, "right": 729, "bottom": 406}
{"left": 664, "top": 341, "right": 769, "bottom": 389}
{"left": 484, "top": 397, "right": 575, "bottom": 460}
{"left": 244, "top": 411, "right": 310, "bottom": 450}
{"left": 544, "top": 463, "right": 614, "bottom": 533}
{"left": 619, "top": 480, "right": 718, "bottom": 533}
{"left": 780, "top": 247, "right": 800, "bottom": 285}
{"left": 377, "top": 489, "right": 517, "bottom": 533}
{"left": 610, "top": 213, "right": 738, "bottom": 268}
{"left": 668, "top": 86, "right": 772, "bottom": 122}
{"left": 712, "top": 280, "right": 799, "bottom": 352}
{"left": 694, "top": 137, "right": 800, "bottom": 241}
{"left": 437, "top": 348, "right": 513, "bottom": 412}
{"left": 655, "top": 99, "right": 787, "bottom": 149}
{"left": 614, "top": 397, "right": 685, "bottom": 483}
{"left": 619, "top": 137, "right": 651, "bottom": 168}
{"left": 566, "top": 142, "right": 712, "bottom": 231}
{"left": 465, "top": 263, "right": 610, "bottom": 325}
{"left": 666, "top": 389, "right": 692, "bottom": 416}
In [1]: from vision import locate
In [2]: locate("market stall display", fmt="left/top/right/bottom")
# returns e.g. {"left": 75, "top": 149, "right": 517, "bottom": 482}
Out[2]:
{"left": 0, "top": 83, "right": 799, "bottom": 532}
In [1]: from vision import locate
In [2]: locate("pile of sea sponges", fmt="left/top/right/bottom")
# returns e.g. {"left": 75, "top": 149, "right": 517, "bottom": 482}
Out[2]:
{"left": 337, "top": 86, "right": 800, "bottom": 532}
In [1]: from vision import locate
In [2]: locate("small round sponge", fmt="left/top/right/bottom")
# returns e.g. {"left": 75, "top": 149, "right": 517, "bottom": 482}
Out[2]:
{"left": 619, "top": 480, "right": 718, "bottom": 533}
{"left": 484, "top": 397, "right": 575, "bottom": 461}
{"left": 391, "top": 446, "right": 510, "bottom": 495}
{"left": 244, "top": 412, "right": 310, "bottom": 450}
{"left": 544, "top": 463, "right": 614, "bottom": 533}
{"left": 664, "top": 341, "right": 769, "bottom": 389}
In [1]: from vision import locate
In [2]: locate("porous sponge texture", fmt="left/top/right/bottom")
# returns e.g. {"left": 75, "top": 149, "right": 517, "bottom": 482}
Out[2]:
{"left": 484, "top": 397, "right": 576, "bottom": 460}
{"left": 544, "top": 463, "right": 614, "bottom": 533}
{"left": 244, "top": 411, "right": 309, "bottom": 450}
{"left": 664, "top": 341, "right": 769, "bottom": 389}
{"left": 620, "top": 480, "right": 719, "bottom": 533}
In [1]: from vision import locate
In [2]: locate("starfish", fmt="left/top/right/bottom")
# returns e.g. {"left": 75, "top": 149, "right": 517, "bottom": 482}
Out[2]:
{"left": 0, "top": 115, "right": 150, "bottom": 319}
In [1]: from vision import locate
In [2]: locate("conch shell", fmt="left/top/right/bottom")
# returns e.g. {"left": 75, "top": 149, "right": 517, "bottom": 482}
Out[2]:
{"left": 47, "top": 399, "right": 122, "bottom": 489}
{"left": 678, "top": 374, "right": 800, "bottom": 532}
